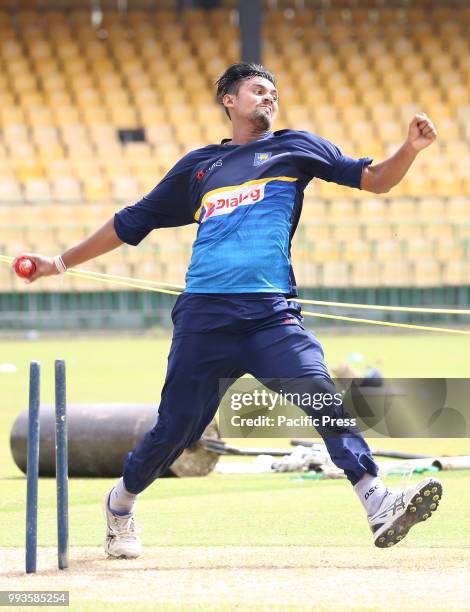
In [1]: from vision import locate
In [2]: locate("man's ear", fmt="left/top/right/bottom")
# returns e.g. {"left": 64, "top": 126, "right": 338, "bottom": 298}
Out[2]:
{"left": 223, "top": 93, "right": 235, "bottom": 113}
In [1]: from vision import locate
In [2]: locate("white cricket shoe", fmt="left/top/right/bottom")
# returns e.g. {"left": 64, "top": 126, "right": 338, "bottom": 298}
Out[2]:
{"left": 103, "top": 490, "right": 143, "bottom": 559}
{"left": 368, "top": 477, "right": 443, "bottom": 548}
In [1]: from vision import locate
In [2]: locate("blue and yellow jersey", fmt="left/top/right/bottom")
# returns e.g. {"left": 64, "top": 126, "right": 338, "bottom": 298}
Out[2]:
{"left": 114, "top": 130, "right": 372, "bottom": 296}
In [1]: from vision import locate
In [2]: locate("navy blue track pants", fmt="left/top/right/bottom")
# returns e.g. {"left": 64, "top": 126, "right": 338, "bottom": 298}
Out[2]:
{"left": 123, "top": 294, "right": 379, "bottom": 493}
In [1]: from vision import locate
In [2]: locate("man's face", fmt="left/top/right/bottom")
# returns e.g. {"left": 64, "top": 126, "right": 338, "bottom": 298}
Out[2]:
{"left": 223, "top": 76, "right": 279, "bottom": 130}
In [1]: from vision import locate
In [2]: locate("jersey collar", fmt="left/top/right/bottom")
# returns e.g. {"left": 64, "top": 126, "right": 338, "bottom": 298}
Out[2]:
{"left": 220, "top": 131, "right": 274, "bottom": 146}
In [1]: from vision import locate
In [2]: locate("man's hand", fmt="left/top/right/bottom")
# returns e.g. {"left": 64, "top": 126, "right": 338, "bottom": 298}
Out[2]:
{"left": 407, "top": 113, "right": 437, "bottom": 152}
{"left": 11, "top": 253, "right": 58, "bottom": 283}
{"left": 361, "top": 113, "right": 438, "bottom": 193}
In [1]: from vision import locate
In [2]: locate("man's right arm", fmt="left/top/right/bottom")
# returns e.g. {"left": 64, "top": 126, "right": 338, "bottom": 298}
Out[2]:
{"left": 13, "top": 217, "right": 123, "bottom": 283}
{"left": 14, "top": 149, "right": 205, "bottom": 283}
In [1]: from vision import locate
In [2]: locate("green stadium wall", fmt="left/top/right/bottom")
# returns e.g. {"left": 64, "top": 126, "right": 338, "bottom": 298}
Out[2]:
{"left": 1, "top": 287, "right": 470, "bottom": 331}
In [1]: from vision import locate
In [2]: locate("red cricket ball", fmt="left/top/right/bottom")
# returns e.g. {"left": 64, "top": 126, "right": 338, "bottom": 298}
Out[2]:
{"left": 14, "top": 257, "right": 36, "bottom": 279}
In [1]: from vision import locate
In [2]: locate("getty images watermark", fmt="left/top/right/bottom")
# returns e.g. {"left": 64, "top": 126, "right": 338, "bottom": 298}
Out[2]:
{"left": 229, "top": 388, "right": 355, "bottom": 430}
{"left": 218, "top": 378, "right": 470, "bottom": 438}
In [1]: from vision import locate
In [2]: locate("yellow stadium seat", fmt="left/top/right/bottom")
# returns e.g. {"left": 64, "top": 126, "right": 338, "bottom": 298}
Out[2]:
{"left": 389, "top": 87, "right": 415, "bottom": 107}
{"left": 54, "top": 40, "right": 80, "bottom": 60}
{"left": 442, "top": 261, "right": 470, "bottom": 286}
{"left": 302, "top": 198, "right": 327, "bottom": 223}
{"left": 134, "top": 85, "right": 159, "bottom": 105}
{"left": 448, "top": 38, "right": 469, "bottom": 63}
{"left": 0, "top": 265, "right": 15, "bottom": 292}
{"left": 361, "top": 88, "right": 387, "bottom": 109}
{"left": 51, "top": 178, "right": 82, "bottom": 204}
{"left": 392, "top": 223, "right": 423, "bottom": 241}
{"left": 127, "top": 73, "right": 152, "bottom": 90}
{"left": 101, "top": 88, "right": 129, "bottom": 107}
{"left": 61, "top": 126, "right": 90, "bottom": 147}
{"left": 111, "top": 176, "right": 141, "bottom": 204}
{"left": 139, "top": 102, "right": 168, "bottom": 123}
{"left": 27, "top": 106, "right": 55, "bottom": 126}
{"left": 435, "top": 238, "right": 464, "bottom": 263}
{"left": 1, "top": 227, "right": 27, "bottom": 254}
{"left": 400, "top": 173, "right": 433, "bottom": 197}
{"left": 319, "top": 262, "right": 350, "bottom": 288}
{"left": 381, "top": 260, "right": 413, "bottom": 287}
{"left": 83, "top": 176, "right": 112, "bottom": 202}
{"left": 399, "top": 54, "right": 425, "bottom": 75}
{"left": 54, "top": 106, "right": 81, "bottom": 125}
{"left": 316, "top": 182, "right": 354, "bottom": 199}
{"left": 331, "top": 224, "right": 362, "bottom": 242}
{"left": 100, "top": 157, "right": 131, "bottom": 177}
{"left": 427, "top": 53, "right": 454, "bottom": 75}
{"left": 447, "top": 196, "right": 470, "bottom": 221}
{"left": 374, "top": 239, "right": 404, "bottom": 261}
{"left": 0, "top": 179, "right": 23, "bottom": 204}
{"left": 423, "top": 222, "right": 454, "bottom": 241}
{"left": 432, "top": 8, "right": 457, "bottom": 25}
{"left": 330, "top": 85, "right": 357, "bottom": 107}
{"left": 28, "top": 41, "right": 53, "bottom": 61}
{"left": 0, "top": 159, "right": 15, "bottom": 179}
{"left": 124, "top": 142, "right": 152, "bottom": 161}
{"left": 146, "top": 125, "right": 175, "bottom": 145}
{"left": 294, "top": 259, "right": 320, "bottom": 286}
{"left": 23, "top": 179, "right": 52, "bottom": 203}
{"left": 16, "top": 160, "right": 45, "bottom": 182}
{"left": 342, "top": 107, "right": 368, "bottom": 128}
{"left": 166, "top": 104, "right": 194, "bottom": 124}
{"left": 11, "top": 73, "right": 37, "bottom": 94}
{"left": 350, "top": 261, "right": 381, "bottom": 287}
{"left": 357, "top": 198, "right": 387, "bottom": 220}
{"left": 1, "top": 123, "right": 29, "bottom": 145}
{"left": 413, "top": 260, "right": 441, "bottom": 287}
{"left": 459, "top": 176, "right": 470, "bottom": 198}
{"left": 433, "top": 173, "right": 463, "bottom": 198}
{"left": 44, "top": 89, "right": 71, "bottom": 107}
{"left": 416, "top": 198, "right": 446, "bottom": 221}
{"left": 82, "top": 106, "right": 110, "bottom": 124}
{"left": 53, "top": 226, "right": 88, "bottom": 252}
{"left": 342, "top": 240, "right": 371, "bottom": 262}
{"left": 405, "top": 238, "right": 434, "bottom": 260}
{"left": 446, "top": 85, "right": 468, "bottom": 108}
{"left": 308, "top": 239, "right": 340, "bottom": 264}
{"left": 386, "top": 198, "right": 417, "bottom": 222}
{"left": 363, "top": 223, "right": 393, "bottom": 242}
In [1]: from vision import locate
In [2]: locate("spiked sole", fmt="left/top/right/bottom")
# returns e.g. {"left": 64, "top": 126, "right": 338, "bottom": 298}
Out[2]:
{"left": 105, "top": 550, "right": 141, "bottom": 560}
{"left": 374, "top": 480, "right": 443, "bottom": 549}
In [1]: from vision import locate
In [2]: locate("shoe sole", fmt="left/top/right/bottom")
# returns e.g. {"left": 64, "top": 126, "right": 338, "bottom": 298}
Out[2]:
{"left": 105, "top": 550, "right": 141, "bottom": 560}
{"left": 374, "top": 479, "right": 443, "bottom": 549}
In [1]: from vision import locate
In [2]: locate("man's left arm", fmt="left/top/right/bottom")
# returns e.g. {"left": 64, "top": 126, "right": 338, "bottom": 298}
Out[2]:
{"left": 360, "top": 113, "right": 437, "bottom": 194}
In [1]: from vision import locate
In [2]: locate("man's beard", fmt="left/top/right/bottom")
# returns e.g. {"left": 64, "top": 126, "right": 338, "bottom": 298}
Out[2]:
{"left": 250, "top": 108, "right": 272, "bottom": 131}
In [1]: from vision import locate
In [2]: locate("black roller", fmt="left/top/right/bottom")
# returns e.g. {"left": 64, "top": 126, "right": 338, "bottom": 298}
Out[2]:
{"left": 10, "top": 404, "right": 220, "bottom": 478}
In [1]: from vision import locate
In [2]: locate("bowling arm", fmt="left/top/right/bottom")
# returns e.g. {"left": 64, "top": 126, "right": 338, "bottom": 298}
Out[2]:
{"left": 61, "top": 218, "right": 123, "bottom": 269}
{"left": 14, "top": 218, "right": 123, "bottom": 283}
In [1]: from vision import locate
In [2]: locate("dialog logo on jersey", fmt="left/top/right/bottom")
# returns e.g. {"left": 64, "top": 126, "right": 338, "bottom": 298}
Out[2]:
{"left": 202, "top": 182, "right": 267, "bottom": 222}
{"left": 253, "top": 152, "right": 272, "bottom": 166}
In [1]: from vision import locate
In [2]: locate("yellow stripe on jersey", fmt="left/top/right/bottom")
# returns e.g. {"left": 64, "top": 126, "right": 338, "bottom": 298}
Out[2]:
{"left": 194, "top": 176, "right": 298, "bottom": 222}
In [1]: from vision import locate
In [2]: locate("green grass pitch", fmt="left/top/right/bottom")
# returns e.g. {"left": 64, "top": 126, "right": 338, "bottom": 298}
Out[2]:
{"left": 0, "top": 332, "right": 469, "bottom": 610}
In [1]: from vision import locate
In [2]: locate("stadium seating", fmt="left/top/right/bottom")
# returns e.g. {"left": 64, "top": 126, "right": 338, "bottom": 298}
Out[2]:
{"left": 0, "top": 2, "right": 468, "bottom": 291}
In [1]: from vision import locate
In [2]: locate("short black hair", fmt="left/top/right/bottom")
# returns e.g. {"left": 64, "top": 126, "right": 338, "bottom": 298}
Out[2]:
{"left": 216, "top": 62, "right": 276, "bottom": 119}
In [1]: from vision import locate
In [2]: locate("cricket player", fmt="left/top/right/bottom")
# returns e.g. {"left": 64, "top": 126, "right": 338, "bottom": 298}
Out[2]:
{"left": 14, "top": 63, "right": 442, "bottom": 555}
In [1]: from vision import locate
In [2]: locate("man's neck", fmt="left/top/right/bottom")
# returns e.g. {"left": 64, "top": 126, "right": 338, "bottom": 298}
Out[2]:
{"left": 228, "top": 124, "right": 272, "bottom": 145}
